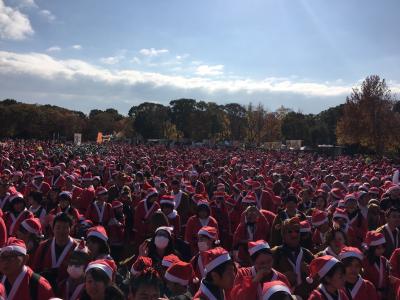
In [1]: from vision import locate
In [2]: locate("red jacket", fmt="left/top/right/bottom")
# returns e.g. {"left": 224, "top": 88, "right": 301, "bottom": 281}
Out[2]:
{"left": 343, "top": 276, "right": 378, "bottom": 300}
{"left": 4, "top": 209, "right": 33, "bottom": 237}
{"left": 74, "top": 186, "right": 95, "bottom": 214}
{"left": 362, "top": 256, "right": 389, "bottom": 300}
{"left": 46, "top": 175, "right": 66, "bottom": 189}
{"left": 308, "top": 285, "right": 349, "bottom": 300}
{"left": 0, "top": 209, "right": 7, "bottom": 247}
{"left": 24, "top": 181, "right": 51, "bottom": 197}
{"left": 389, "top": 248, "right": 400, "bottom": 278}
{"left": 133, "top": 199, "right": 160, "bottom": 243}
{"left": 85, "top": 201, "right": 114, "bottom": 225}
{"left": 1, "top": 266, "right": 54, "bottom": 300}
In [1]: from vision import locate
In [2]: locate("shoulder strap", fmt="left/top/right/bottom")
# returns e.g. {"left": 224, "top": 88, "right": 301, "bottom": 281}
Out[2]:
{"left": 29, "top": 272, "right": 41, "bottom": 300}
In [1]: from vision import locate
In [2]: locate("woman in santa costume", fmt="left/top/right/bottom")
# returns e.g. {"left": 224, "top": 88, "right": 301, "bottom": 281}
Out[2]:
{"left": 344, "top": 194, "right": 367, "bottom": 249}
{"left": 85, "top": 187, "right": 114, "bottom": 226}
{"left": 159, "top": 194, "right": 181, "bottom": 237}
{"left": 4, "top": 192, "right": 33, "bottom": 237}
{"left": 134, "top": 187, "right": 161, "bottom": 246}
{"left": 231, "top": 240, "right": 290, "bottom": 299}
{"left": 27, "top": 191, "right": 47, "bottom": 225}
{"left": 60, "top": 240, "right": 90, "bottom": 300}
{"left": 24, "top": 171, "right": 50, "bottom": 197}
{"left": 362, "top": 231, "right": 390, "bottom": 300}
{"left": 193, "top": 247, "right": 236, "bottom": 300}
{"left": 32, "top": 212, "right": 79, "bottom": 288}
{"left": 311, "top": 210, "right": 331, "bottom": 253}
{"left": 316, "top": 229, "right": 347, "bottom": 260}
{"left": 191, "top": 226, "right": 220, "bottom": 280}
{"left": 0, "top": 237, "right": 54, "bottom": 300}
{"left": 16, "top": 218, "right": 43, "bottom": 268}
{"left": 261, "top": 280, "right": 294, "bottom": 300}
{"left": 339, "top": 246, "right": 378, "bottom": 300}
{"left": 49, "top": 191, "right": 80, "bottom": 225}
{"left": 307, "top": 255, "right": 349, "bottom": 300}
{"left": 185, "top": 200, "right": 218, "bottom": 255}
{"left": 164, "top": 261, "right": 197, "bottom": 299}
{"left": 86, "top": 226, "right": 113, "bottom": 260}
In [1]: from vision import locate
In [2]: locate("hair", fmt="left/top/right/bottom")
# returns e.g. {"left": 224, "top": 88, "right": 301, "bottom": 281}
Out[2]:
{"left": 18, "top": 225, "right": 43, "bottom": 247}
{"left": 87, "top": 236, "right": 111, "bottom": 255}
{"left": 149, "top": 211, "right": 170, "bottom": 233}
{"left": 341, "top": 256, "right": 362, "bottom": 269}
{"left": 283, "top": 193, "right": 298, "bottom": 205}
{"left": 269, "top": 291, "right": 293, "bottom": 300}
{"left": 147, "top": 232, "right": 175, "bottom": 259}
{"left": 320, "top": 262, "right": 345, "bottom": 285}
{"left": 171, "top": 179, "right": 180, "bottom": 186}
{"left": 325, "top": 228, "right": 347, "bottom": 247}
{"left": 129, "top": 267, "right": 163, "bottom": 297}
{"left": 250, "top": 248, "right": 272, "bottom": 262}
{"left": 28, "top": 191, "right": 43, "bottom": 205}
{"left": 81, "top": 268, "right": 124, "bottom": 300}
{"left": 69, "top": 250, "right": 91, "bottom": 266}
{"left": 386, "top": 207, "right": 400, "bottom": 218}
{"left": 205, "top": 260, "right": 235, "bottom": 283}
{"left": 365, "top": 245, "right": 382, "bottom": 264}
{"left": 53, "top": 212, "right": 73, "bottom": 228}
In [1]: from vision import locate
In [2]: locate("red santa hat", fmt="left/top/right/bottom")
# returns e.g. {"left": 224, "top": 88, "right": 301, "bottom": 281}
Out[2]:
{"left": 87, "top": 226, "right": 108, "bottom": 242}
{"left": 33, "top": 171, "right": 44, "bottom": 180}
{"left": 146, "top": 187, "right": 158, "bottom": 199}
{"left": 131, "top": 256, "right": 153, "bottom": 276}
{"left": 248, "top": 240, "right": 270, "bottom": 256}
{"left": 387, "top": 185, "right": 400, "bottom": 194}
{"left": 216, "top": 183, "right": 225, "bottom": 191}
{"left": 213, "top": 191, "right": 225, "bottom": 198}
{"left": 344, "top": 193, "right": 357, "bottom": 204}
{"left": 155, "top": 226, "right": 174, "bottom": 237}
{"left": 306, "top": 255, "right": 340, "bottom": 284}
{"left": 160, "top": 195, "right": 175, "bottom": 206}
{"left": 201, "top": 247, "right": 231, "bottom": 275}
{"left": 111, "top": 200, "right": 123, "bottom": 209}
{"left": 74, "top": 240, "right": 89, "bottom": 253}
{"left": 95, "top": 186, "right": 108, "bottom": 197}
{"left": 339, "top": 246, "right": 363, "bottom": 261}
{"left": 9, "top": 192, "right": 24, "bottom": 203}
{"left": 184, "top": 185, "right": 195, "bottom": 194}
{"left": 330, "top": 188, "right": 344, "bottom": 200}
{"left": 161, "top": 254, "right": 181, "bottom": 268}
{"left": 251, "top": 181, "right": 261, "bottom": 190}
{"left": 262, "top": 280, "right": 292, "bottom": 300}
{"left": 59, "top": 191, "right": 72, "bottom": 200}
{"left": 244, "top": 179, "right": 254, "bottom": 187}
{"left": 0, "top": 237, "right": 27, "bottom": 255}
{"left": 86, "top": 259, "right": 116, "bottom": 280}
{"left": 363, "top": 231, "right": 386, "bottom": 249}
{"left": 197, "top": 199, "right": 210, "bottom": 208}
{"left": 198, "top": 226, "right": 219, "bottom": 242}
{"left": 82, "top": 172, "right": 93, "bottom": 181}
{"left": 311, "top": 210, "right": 328, "bottom": 227}
{"left": 300, "top": 220, "right": 312, "bottom": 233}
{"left": 20, "top": 218, "right": 42, "bottom": 237}
{"left": 333, "top": 208, "right": 349, "bottom": 221}
{"left": 242, "top": 192, "right": 257, "bottom": 204}
{"left": 233, "top": 183, "right": 243, "bottom": 191}
{"left": 165, "top": 261, "right": 198, "bottom": 286}
{"left": 225, "top": 197, "right": 237, "bottom": 207}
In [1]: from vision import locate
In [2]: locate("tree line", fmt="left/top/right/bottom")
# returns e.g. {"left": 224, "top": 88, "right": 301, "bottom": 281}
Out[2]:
{"left": 0, "top": 75, "right": 399, "bottom": 154}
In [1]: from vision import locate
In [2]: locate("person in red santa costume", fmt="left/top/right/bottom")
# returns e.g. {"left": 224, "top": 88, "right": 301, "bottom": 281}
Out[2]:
{"left": 3, "top": 192, "right": 33, "bottom": 237}
{"left": 231, "top": 240, "right": 290, "bottom": 299}
{"left": 362, "top": 231, "right": 390, "bottom": 300}
{"left": 307, "top": 255, "right": 349, "bottom": 300}
{"left": 64, "top": 174, "right": 83, "bottom": 203}
{"left": 311, "top": 210, "right": 331, "bottom": 253}
{"left": 74, "top": 172, "right": 95, "bottom": 215}
{"left": 260, "top": 280, "right": 294, "bottom": 300}
{"left": 46, "top": 166, "right": 66, "bottom": 190}
{"left": 0, "top": 237, "right": 54, "bottom": 300}
{"left": 85, "top": 187, "right": 114, "bottom": 226}
{"left": 339, "top": 246, "right": 378, "bottom": 300}
{"left": 16, "top": 217, "right": 43, "bottom": 268}
{"left": 24, "top": 171, "right": 50, "bottom": 197}
{"left": 164, "top": 261, "right": 197, "bottom": 299}
{"left": 32, "top": 212, "right": 79, "bottom": 289}
{"left": 190, "top": 226, "right": 220, "bottom": 280}
{"left": 193, "top": 247, "right": 236, "bottom": 300}
{"left": 159, "top": 195, "right": 181, "bottom": 237}
{"left": 134, "top": 187, "right": 161, "bottom": 246}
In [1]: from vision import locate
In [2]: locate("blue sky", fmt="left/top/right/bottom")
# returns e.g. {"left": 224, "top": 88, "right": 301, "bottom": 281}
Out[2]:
{"left": 0, "top": 0, "right": 399, "bottom": 114}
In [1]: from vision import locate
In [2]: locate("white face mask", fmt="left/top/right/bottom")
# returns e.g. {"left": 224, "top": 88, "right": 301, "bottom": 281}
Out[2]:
{"left": 197, "top": 241, "right": 210, "bottom": 252}
{"left": 154, "top": 236, "right": 169, "bottom": 249}
{"left": 67, "top": 265, "right": 84, "bottom": 279}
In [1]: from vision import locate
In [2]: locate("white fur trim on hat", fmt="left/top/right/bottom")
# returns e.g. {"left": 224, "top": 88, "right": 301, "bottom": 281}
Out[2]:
{"left": 262, "top": 284, "right": 291, "bottom": 300}
{"left": 198, "top": 229, "right": 217, "bottom": 240}
{"left": 165, "top": 271, "right": 189, "bottom": 286}
{"left": 249, "top": 243, "right": 270, "bottom": 256}
{"left": 1, "top": 245, "right": 26, "bottom": 255}
{"left": 86, "top": 263, "right": 113, "bottom": 279}
{"left": 87, "top": 231, "right": 108, "bottom": 242}
{"left": 312, "top": 217, "right": 328, "bottom": 227}
{"left": 339, "top": 251, "right": 363, "bottom": 261}
{"left": 370, "top": 237, "right": 386, "bottom": 246}
{"left": 204, "top": 253, "right": 231, "bottom": 275}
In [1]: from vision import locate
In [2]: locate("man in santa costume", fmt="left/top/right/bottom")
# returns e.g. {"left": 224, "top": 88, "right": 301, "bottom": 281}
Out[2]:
{"left": 4, "top": 192, "right": 33, "bottom": 237}
{"left": 0, "top": 237, "right": 54, "bottom": 300}
{"left": 134, "top": 188, "right": 160, "bottom": 246}
{"left": 74, "top": 172, "right": 95, "bottom": 215}
{"left": 46, "top": 166, "right": 66, "bottom": 190}
{"left": 24, "top": 171, "right": 50, "bottom": 197}
{"left": 32, "top": 212, "right": 79, "bottom": 289}
{"left": 170, "top": 179, "right": 193, "bottom": 232}
{"left": 64, "top": 175, "right": 83, "bottom": 203}
{"left": 85, "top": 186, "right": 114, "bottom": 226}
{"left": 376, "top": 207, "right": 400, "bottom": 259}
{"left": 339, "top": 246, "right": 378, "bottom": 300}
{"left": 159, "top": 195, "right": 181, "bottom": 237}
{"left": 193, "top": 247, "right": 235, "bottom": 300}
{"left": 311, "top": 210, "right": 331, "bottom": 253}
{"left": 271, "top": 217, "right": 315, "bottom": 300}
{"left": 231, "top": 240, "right": 290, "bottom": 299}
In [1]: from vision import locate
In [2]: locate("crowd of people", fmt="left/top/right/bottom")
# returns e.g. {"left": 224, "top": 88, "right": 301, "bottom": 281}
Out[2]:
{"left": 0, "top": 140, "right": 400, "bottom": 300}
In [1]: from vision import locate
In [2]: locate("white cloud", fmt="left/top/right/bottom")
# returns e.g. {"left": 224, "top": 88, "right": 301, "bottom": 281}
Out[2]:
{"left": 46, "top": 46, "right": 61, "bottom": 52}
{"left": 139, "top": 48, "right": 169, "bottom": 57}
{"left": 131, "top": 57, "right": 141, "bottom": 64}
{"left": 72, "top": 45, "right": 82, "bottom": 50}
{"left": 14, "top": 0, "right": 37, "bottom": 8}
{"left": 39, "top": 9, "right": 55, "bottom": 22}
{"left": 0, "top": 0, "right": 33, "bottom": 40}
{"left": 195, "top": 64, "right": 224, "bottom": 76}
{"left": 100, "top": 56, "right": 122, "bottom": 65}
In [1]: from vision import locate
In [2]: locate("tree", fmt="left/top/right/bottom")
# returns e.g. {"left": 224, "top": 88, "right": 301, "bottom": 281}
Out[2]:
{"left": 336, "top": 75, "right": 400, "bottom": 154}
{"left": 223, "top": 103, "right": 247, "bottom": 141}
{"left": 169, "top": 99, "right": 197, "bottom": 139}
